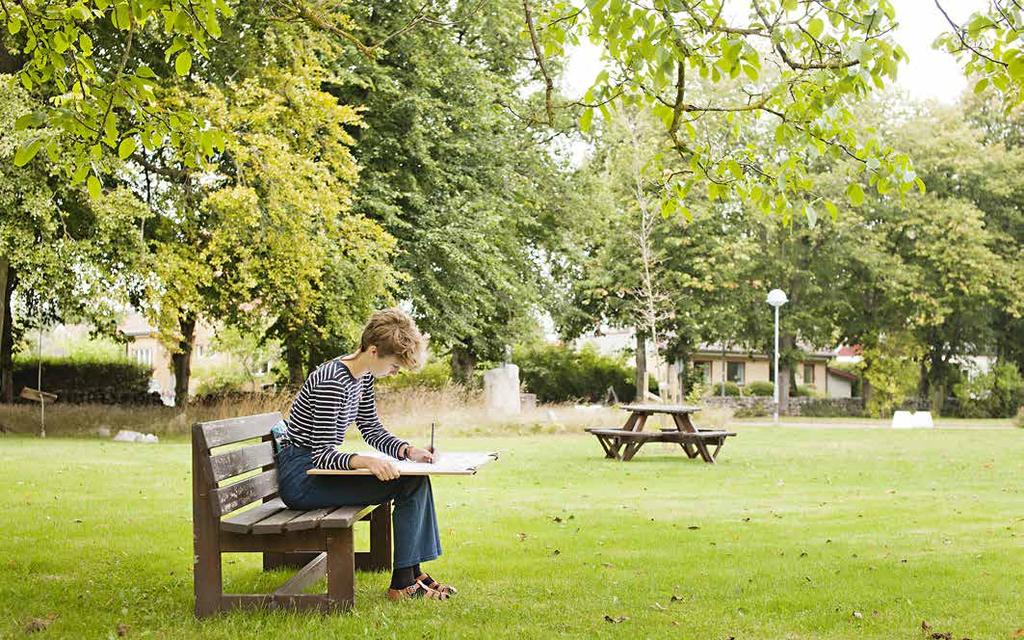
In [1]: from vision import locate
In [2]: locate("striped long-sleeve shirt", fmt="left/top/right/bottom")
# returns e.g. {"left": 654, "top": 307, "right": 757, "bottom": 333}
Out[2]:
{"left": 285, "top": 357, "right": 408, "bottom": 470}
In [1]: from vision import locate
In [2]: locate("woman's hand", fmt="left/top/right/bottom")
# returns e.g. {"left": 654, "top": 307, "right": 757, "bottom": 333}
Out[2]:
{"left": 350, "top": 455, "right": 400, "bottom": 481}
{"left": 405, "top": 446, "right": 435, "bottom": 463}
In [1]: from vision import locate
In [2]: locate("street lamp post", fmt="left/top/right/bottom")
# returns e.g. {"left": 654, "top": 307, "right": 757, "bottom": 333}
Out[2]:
{"left": 766, "top": 289, "right": 788, "bottom": 424}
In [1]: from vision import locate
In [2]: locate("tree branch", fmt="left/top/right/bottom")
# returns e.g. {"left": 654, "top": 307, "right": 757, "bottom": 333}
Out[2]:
{"left": 522, "top": 0, "right": 555, "bottom": 124}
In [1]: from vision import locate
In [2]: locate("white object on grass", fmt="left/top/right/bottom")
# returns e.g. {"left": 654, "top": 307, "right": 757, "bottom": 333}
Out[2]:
{"left": 891, "top": 410, "right": 934, "bottom": 429}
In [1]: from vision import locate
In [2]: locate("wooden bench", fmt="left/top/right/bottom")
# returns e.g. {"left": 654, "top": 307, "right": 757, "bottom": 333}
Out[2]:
{"left": 192, "top": 412, "right": 391, "bottom": 617}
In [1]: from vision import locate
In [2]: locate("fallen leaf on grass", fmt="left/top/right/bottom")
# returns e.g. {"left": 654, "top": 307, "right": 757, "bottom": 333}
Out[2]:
{"left": 922, "top": 620, "right": 932, "bottom": 631}
{"left": 517, "top": 533, "right": 527, "bottom": 541}
{"left": 651, "top": 602, "right": 666, "bottom": 611}
{"left": 116, "top": 622, "right": 130, "bottom": 636}
{"left": 670, "top": 595, "right": 685, "bottom": 603}
{"left": 603, "top": 615, "right": 628, "bottom": 624}
{"left": 1013, "top": 629, "right": 1024, "bottom": 639}
{"left": 24, "top": 613, "right": 58, "bottom": 633}
{"left": 929, "top": 633, "right": 952, "bottom": 640}
{"left": 552, "top": 516, "right": 563, "bottom": 523}
{"left": 551, "top": 549, "right": 560, "bottom": 557}
{"left": 852, "top": 611, "right": 864, "bottom": 619}
{"left": 688, "top": 525, "right": 700, "bottom": 530}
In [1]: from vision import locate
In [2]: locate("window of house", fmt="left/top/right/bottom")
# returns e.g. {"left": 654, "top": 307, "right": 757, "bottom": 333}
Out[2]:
{"left": 132, "top": 348, "right": 152, "bottom": 367}
{"left": 804, "top": 363, "right": 815, "bottom": 384}
{"left": 692, "top": 361, "right": 711, "bottom": 382}
{"left": 727, "top": 361, "right": 745, "bottom": 384}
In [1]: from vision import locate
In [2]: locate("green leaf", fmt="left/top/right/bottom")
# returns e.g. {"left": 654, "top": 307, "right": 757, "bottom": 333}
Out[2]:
{"left": 807, "top": 17, "right": 824, "bottom": 40}
{"left": 805, "top": 205, "right": 818, "bottom": 228}
{"left": 13, "top": 139, "right": 42, "bottom": 166}
{"left": 7, "top": 18, "right": 21, "bottom": 35}
{"left": 15, "top": 112, "right": 45, "bottom": 130}
{"left": 114, "top": 2, "right": 130, "bottom": 30}
{"left": 53, "top": 32, "right": 69, "bottom": 53}
{"left": 72, "top": 163, "right": 90, "bottom": 185}
{"left": 87, "top": 174, "right": 102, "bottom": 198}
{"left": 846, "top": 183, "right": 865, "bottom": 206}
{"left": 580, "top": 107, "right": 594, "bottom": 133}
{"left": 175, "top": 51, "right": 193, "bottom": 76}
{"left": 973, "top": 77, "right": 989, "bottom": 95}
{"left": 118, "top": 137, "right": 137, "bottom": 159}
{"left": 824, "top": 201, "right": 838, "bottom": 221}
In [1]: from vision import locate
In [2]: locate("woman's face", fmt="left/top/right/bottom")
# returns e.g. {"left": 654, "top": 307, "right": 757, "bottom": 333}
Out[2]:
{"left": 368, "top": 347, "right": 402, "bottom": 377}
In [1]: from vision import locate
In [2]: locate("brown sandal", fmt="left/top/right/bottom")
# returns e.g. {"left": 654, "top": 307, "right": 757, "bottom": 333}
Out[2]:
{"left": 416, "top": 573, "right": 458, "bottom": 596}
{"left": 387, "top": 580, "right": 449, "bottom": 601}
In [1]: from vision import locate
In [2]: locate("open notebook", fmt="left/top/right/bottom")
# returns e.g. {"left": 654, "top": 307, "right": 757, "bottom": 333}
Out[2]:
{"left": 306, "top": 451, "right": 499, "bottom": 476}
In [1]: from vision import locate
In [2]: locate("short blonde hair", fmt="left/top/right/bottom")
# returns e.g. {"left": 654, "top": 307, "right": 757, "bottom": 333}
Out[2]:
{"left": 359, "top": 308, "right": 425, "bottom": 370}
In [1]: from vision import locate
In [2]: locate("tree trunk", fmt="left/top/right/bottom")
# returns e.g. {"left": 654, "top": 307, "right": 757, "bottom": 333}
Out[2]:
{"left": 0, "top": 262, "right": 14, "bottom": 403}
{"left": 778, "top": 334, "right": 796, "bottom": 415}
{"left": 172, "top": 315, "right": 196, "bottom": 408}
{"left": 451, "top": 343, "right": 477, "bottom": 386}
{"left": 282, "top": 337, "right": 305, "bottom": 385}
{"left": 635, "top": 330, "right": 647, "bottom": 402}
{"left": 0, "top": 257, "right": 8, "bottom": 402}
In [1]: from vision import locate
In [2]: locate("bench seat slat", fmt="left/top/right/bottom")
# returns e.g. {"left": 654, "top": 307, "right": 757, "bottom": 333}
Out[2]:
{"left": 251, "top": 508, "right": 306, "bottom": 534}
{"left": 220, "top": 498, "right": 286, "bottom": 534}
{"left": 321, "top": 505, "right": 376, "bottom": 529}
{"left": 213, "top": 469, "right": 279, "bottom": 517}
{"left": 285, "top": 508, "right": 339, "bottom": 532}
{"left": 210, "top": 442, "right": 276, "bottom": 482}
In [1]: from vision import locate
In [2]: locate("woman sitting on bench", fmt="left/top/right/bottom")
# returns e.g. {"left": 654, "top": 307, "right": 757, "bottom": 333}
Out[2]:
{"left": 275, "top": 308, "right": 454, "bottom": 601}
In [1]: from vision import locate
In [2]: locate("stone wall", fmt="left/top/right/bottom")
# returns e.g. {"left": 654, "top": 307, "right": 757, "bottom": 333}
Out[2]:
{"left": 703, "top": 396, "right": 865, "bottom": 417}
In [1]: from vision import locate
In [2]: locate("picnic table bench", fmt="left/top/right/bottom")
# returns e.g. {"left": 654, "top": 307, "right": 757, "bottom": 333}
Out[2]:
{"left": 192, "top": 412, "right": 391, "bottom": 616}
{"left": 585, "top": 404, "right": 736, "bottom": 464}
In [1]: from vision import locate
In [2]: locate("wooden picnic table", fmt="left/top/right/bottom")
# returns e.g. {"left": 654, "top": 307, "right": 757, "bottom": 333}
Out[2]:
{"left": 585, "top": 404, "right": 736, "bottom": 464}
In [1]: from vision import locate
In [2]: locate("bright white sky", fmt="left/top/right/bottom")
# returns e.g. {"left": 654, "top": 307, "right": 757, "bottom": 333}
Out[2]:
{"left": 563, "top": 0, "right": 989, "bottom": 104}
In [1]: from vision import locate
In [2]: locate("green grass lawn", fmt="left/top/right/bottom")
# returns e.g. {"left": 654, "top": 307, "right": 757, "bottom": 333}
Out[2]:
{"left": 1, "top": 427, "right": 1022, "bottom": 639}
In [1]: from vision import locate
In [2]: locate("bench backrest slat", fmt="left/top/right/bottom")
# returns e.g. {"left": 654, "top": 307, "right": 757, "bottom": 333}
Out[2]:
{"left": 201, "top": 412, "right": 282, "bottom": 449}
{"left": 213, "top": 469, "right": 280, "bottom": 517}
{"left": 209, "top": 442, "right": 276, "bottom": 483}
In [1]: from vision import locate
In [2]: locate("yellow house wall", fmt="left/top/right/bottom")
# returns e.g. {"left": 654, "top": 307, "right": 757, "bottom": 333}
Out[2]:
{"left": 692, "top": 357, "right": 827, "bottom": 391}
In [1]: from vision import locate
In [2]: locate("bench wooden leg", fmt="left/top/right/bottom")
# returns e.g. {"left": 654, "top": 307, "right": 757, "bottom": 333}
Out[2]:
{"left": 678, "top": 442, "right": 698, "bottom": 458}
{"left": 621, "top": 441, "right": 645, "bottom": 461}
{"left": 369, "top": 501, "right": 392, "bottom": 572}
{"left": 694, "top": 439, "right": 715, "bottom": 464}
{"left": 326, "top": 528, "right": 355, "bottom": 610}
{"left": 193, "top": 429, "right": 223, "bottom": 618}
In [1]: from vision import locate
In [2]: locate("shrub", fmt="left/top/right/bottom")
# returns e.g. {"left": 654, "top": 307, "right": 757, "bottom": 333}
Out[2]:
{"left": 953, "top": 362, "right": 1024, "bottom": 419}
{"left": 799, "top": 398, "right": 861, "bottom": 417}
{"left": 745, "top": 381, "right": 774, "bottom": 397}
{"left": 194, "top": 368, "right": 252, "bottom": 399}
{"left": 793, "top": 384, "right": 817, "bottom": 397}
{"left": 13, "top": 357, "right": 151, "bottom": 403}
{"left": 709, "top": 381, "right": 741, "bottom": 397}
{"left": 379, "top": 356, "right": 453, "bottom": 391}
{"left": 514, "top": 343, "right": 636, "bottom": 404}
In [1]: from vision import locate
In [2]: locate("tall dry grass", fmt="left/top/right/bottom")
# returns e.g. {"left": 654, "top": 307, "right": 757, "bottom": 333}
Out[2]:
{"left": 0, "top": 383, "right": 734, "bottom": 440}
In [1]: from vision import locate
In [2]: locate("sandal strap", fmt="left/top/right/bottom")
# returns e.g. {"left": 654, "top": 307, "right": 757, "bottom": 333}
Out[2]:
{"left": 417, "top": 573, "right": 458, "bottom": 595}
{"left": 387, "top": 581, "right": 449, "bottom": 601}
